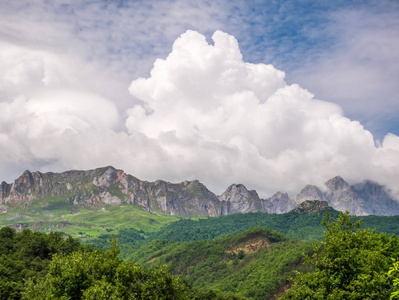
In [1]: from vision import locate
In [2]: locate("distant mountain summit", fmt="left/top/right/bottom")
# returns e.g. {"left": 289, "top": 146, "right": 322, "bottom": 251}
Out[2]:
{"left": 1, "top": 166, "right": 398, "bottom": 217}
{"left": 294, "top": 176, "right": 399, "bottom": 216}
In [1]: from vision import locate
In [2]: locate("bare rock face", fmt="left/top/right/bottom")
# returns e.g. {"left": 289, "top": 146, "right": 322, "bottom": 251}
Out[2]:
{"left": 293, "top": 176, "right": 399, "bottom": 216}
{"left": 144, "top": 179, "right": 225, "bottom": 217}
{"left": 1, "top": 167, "right": 399, "bottom": 217}
{"left": 4, "top": 170, "right": 37, "bottom": 205}
{"left": 218, "top": 184, "right": 262, "bottom": 214}
{"left": 93, "top": 167, "right": 127, "bottom": 188}
{"left": 352, "top": 180, "right": 399, "bottom": 216}
{"left": 325, "top": 176, "right": 350, "bottom": 191}
{"left": 0, "top": 181, "right": 12, "bottom": 204}
{"left": 324, "top": 176, "right": 366, "bottom": 215}
{"left": 294, "top": 200, "right": 329, "bottom": 215}
{"left": 294, "top": 185, "right": 325, "bottom": 204}
{"left": 262, "top": 192, "right": 296, "bottom": 214}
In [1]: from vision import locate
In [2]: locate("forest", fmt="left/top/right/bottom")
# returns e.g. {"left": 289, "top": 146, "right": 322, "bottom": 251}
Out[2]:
{"left": 1, "top": 211, "right": 399, "bottom": 299}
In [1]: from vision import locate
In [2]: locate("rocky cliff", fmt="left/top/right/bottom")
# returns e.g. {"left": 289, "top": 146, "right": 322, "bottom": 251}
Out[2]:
{"left": 294, "top": 176, "right": 399, "bottom": 216}
{"left": 294, "top": 200, "right": 330, "bottom": 215}
{"left": 0, "top": 167, "right": 227, "bottom": 217}
{"left": 1, "top": 167, "right": 398, "bottom": 217}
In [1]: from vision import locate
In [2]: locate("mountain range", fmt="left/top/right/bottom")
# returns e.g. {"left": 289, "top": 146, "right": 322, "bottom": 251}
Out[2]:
{"left": 1, "top": 166, "right": 399, "bottom": 217}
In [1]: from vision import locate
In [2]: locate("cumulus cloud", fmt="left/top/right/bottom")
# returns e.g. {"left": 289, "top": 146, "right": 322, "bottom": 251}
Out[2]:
{"left": 0, "top": 17, "right": 398, "bottom": 199}
{"left": 127, "top": 30, "right": 399, "bottom": 197}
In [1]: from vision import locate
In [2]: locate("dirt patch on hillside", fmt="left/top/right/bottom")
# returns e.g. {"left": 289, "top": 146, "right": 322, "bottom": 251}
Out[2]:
{"left": 147, "top": 255, "right": 160, "bottom": 263}
{"left": 230, "top": 238, "right": 270, "bottom": 254}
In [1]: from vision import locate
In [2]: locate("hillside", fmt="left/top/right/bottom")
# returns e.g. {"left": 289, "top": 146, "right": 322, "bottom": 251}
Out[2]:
{"left": 127, "top": 227, "right": 314, "bottom": 300}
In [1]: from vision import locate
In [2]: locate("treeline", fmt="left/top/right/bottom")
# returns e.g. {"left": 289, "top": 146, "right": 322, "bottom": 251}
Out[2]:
{"left": 89, "top": 209, "right": 337, "bottom": 256}
{"left": 89, "top": 208, "right": 399, "bottom": 259}
{"left": 145, "top": 210, "right": 333, "bottom": 242}
{"left": 145, "top": 210, "right": 399, "bottom": 243}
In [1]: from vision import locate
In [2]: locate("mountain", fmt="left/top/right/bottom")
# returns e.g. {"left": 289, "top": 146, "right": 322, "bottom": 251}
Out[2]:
{"left": 294, "top": 176, "right": 399, "bottom": 216}
{"left": 0, "top": 167, "right": 224, "bottom": 217}
{"left": 1, "top": 167, "right": 398, "bottom": 217}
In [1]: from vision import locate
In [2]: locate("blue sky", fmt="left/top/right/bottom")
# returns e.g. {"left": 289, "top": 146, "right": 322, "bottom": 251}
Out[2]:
{"left": 0, "top": 0, "right": 398, "bottom": 197}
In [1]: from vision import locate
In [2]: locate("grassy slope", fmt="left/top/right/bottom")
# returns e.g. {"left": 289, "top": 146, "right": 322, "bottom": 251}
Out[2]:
{"left": 0, "top": 199, "right": 179, "bottom": 241}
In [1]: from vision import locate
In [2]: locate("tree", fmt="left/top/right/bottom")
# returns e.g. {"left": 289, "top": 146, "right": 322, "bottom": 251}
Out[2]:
{"left": 389, "top": 259, "right": 399, "bottom": 299}
{"left": 279, "top": 211, "right": 399, "bottom": 299}
{"left": 23, "top": 237, "right": 189, "bottom": 300}
{"left": 0, "top": 227, "right": 82, "bottom": 300}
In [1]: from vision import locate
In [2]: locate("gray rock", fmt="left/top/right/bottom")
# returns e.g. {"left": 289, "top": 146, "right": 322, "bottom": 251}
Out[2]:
{"left": 218, "top": 184, "right": 262, "bottom": 214}
{"left": 1, "top": 167, "right": 399, "bottom": 217}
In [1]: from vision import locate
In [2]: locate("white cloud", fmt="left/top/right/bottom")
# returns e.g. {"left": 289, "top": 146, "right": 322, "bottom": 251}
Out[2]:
{"left": 289, "top": 5, "right": 399, "bottom": 139}
{"left": 0, "top": 0, "right": 398, "bottom": 200}
{"left": 126, "top": 30, "right": 399, "bottom": 197}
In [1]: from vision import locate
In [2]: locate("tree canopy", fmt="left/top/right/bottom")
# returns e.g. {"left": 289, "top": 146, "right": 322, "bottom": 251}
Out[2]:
{"left": 0, "top": 227, "right": 82, "bottom": 300}
{"left": 23, "top": 237, "right": 189, "bottom": 300}
{"left": 279, "top": 211, "right": 399, "bottom": 299}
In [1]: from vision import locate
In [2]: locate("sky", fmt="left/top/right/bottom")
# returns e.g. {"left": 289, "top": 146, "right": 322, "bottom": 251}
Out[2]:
{"left": 1, "top": 0, "right": 399, "bottom": 199}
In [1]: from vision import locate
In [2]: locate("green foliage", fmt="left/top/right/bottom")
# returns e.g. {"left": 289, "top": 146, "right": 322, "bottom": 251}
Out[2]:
{"left": 141, "top": 210, "right": 399, "bottom": 245}
{"left": 0, "top": 227, "right": 83, "bottom": 300}
{"left": 143, "top": 210, "right": 340, "bottom": 245}
{"left": 23, "top": 237, "right": 189, "bottom": 300}
{"left": 127, "top": 227, "right": 313, "bottom": 300}
{"left": 88, "top": 227, "right": 146, "bottom": 252}
{"left": 389, "top": 259, "right": 399, "bottom": 299}
{"left": 279, "top": 211, "right": 399, "bottom": 299}
{"left": 188, "top": 287, "right": 247, "bottom": 300}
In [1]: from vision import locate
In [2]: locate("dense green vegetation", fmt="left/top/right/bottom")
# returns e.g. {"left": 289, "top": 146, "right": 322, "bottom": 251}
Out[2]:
{"left": 280, "top": 211, "right": 399, "bottom": 299}
{"left": 87, "top": 209, "right": 337, "bottom": 256}
{"left": 86, "top": 208, "right": 399, "bottom": 257}
{"left": 145, "top": 210, "right": 338, "bottom": 242}
{"left": 0, "top": 227, "right": 83, "bottom": 299}
{"left": 0, "top": 228, "right": 247, "bottom": 299}
{"left": 138, "top": 209, "right": 399, "bottom": 245}
{"left": 23, "top": 239, "right": 189, "bottom": 300}
{"left": 3, "top": 208, "right": 399, "bottom": 299}
{"left": 126, "top": 228, "right": 314, "bottom": 299}
{"left": 389, "top": 259, "right": 399, "bottom": 299}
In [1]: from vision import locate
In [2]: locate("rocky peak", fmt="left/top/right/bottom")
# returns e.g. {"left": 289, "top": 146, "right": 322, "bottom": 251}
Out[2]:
{"left": 93, "top": 166, "right": 125, "bottom": 187}
{"left": 263, "top": 192, "right": 295, "bottom": 214}
{"left": 218, "top": 184, "right": 261, "bottom": 214}
{"left": 325, "top": 176, "right": 350, "bottom": 192}
{"left": 14, "top": 170, "right": 35, "bottom": 193}
{"left": 0, "top": 181, "right": 11, "bottom": 203}
{"left": 295, "top": 185, "right": 324, "bottom": 204}
{"left": 351, "top": 180, "right": 399, "bottom": 215}
{"left": 294, "top": 200, "right": 329, "bottom": 215}
{"left": 352, "top": 180, "right": 388, "bottom": 198}
{"left": 219, "top": 184, "right": 251, "bottom": 200}
{"left": 271, "top": 191, "right": 289, "bottom": 200}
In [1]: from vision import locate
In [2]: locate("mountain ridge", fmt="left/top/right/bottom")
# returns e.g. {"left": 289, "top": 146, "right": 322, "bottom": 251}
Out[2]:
{"left": 1, "top": 166, "right": 399, "bottom": 216}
